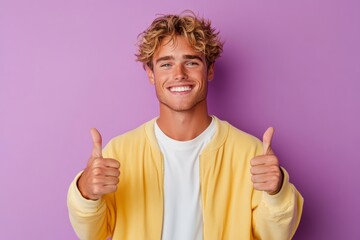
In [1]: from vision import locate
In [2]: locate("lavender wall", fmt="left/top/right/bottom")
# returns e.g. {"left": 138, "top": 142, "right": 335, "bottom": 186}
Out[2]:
{"left": 1, "top": 0, "right": 359, "bottom": 239}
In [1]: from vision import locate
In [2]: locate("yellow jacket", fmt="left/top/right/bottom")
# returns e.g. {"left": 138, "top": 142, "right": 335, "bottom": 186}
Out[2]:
{"left": 68, "top": 117, "right": 303, "bottom": 239}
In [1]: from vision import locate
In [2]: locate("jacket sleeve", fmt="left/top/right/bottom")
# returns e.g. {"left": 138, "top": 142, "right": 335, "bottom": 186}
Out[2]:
{"left": 67, "top": 172, "right": 116, "bottom": 240}
{"left": 252, "top": 168, "right": 304, "bottom": 240}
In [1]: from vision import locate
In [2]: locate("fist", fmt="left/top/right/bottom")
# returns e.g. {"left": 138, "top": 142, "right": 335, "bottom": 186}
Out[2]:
{"left": 250, "top": 127, "right": 283, "bottom": 195}
{"left": 77, "top": 128, "right": 120, "bottom": 200}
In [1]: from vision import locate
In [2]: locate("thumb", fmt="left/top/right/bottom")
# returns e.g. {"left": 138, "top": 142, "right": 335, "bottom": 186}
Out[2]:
{"left": 262, "top": 127, "right": 274, "bottom": 155}
{"left": 90, "top": 128, "right": 103, "bottom": 158}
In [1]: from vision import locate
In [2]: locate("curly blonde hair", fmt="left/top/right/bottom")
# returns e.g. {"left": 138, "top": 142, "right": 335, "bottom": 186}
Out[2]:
{"left": 136, "top": 11, "right": 224, "bottom": 69}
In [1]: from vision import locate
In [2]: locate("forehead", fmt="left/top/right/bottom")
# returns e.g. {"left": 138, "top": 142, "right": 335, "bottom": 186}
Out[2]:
{"left": 153, "top": 35, "right": 203, "bottom": 59}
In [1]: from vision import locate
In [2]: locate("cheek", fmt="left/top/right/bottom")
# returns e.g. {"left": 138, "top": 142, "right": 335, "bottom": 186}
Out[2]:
{"left": 153, "top": 78, "right": 164, "bottom": 90}
{"left": 154, "top": 73, "right": 168, "bottom": 84}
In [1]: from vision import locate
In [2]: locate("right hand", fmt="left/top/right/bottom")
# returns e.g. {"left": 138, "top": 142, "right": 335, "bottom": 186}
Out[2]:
{"left": 77, "top": 128, "right": 120, "bottom": 200}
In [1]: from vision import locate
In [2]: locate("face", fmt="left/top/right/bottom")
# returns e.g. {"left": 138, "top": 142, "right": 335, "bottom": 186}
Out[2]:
{"left": 146, "top": 35, "right": 214, "bottom": 113}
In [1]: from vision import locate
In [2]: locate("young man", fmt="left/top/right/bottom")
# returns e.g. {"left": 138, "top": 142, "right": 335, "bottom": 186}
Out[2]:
{"left": 67, "top": 12, "right": 303, "bottom": 240}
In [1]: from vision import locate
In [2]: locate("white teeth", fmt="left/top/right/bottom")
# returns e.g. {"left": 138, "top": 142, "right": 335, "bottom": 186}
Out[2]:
{"left": 170, "top": 86, "right": 192, "bottom": 92}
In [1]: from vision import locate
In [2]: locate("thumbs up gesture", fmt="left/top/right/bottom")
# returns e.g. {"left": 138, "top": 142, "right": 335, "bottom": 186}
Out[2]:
{"left": 77, "top": 128, "right": 120, "bottom": 200}
{"left": 250, "top": 127, "right": 283, "bottom": 195}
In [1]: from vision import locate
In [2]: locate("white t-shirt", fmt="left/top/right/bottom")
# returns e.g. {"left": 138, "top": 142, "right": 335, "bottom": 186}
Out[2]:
{"left": 154, "top": 118, "right": 216, "bottom": 240}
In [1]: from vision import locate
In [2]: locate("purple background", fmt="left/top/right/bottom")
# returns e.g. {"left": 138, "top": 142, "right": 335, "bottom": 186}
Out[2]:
{"left": 1, "top": 0, "right": 359, "bottom": 239}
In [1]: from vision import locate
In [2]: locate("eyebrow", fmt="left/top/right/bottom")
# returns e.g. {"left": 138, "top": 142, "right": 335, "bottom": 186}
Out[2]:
{"left": 183, "top": 55, "right": 204, "bottom": 62}
{"left": 155, "top": 56, "right": 174, "bottom": 64}
{"left": 155, "top": 54, "right": 204, "bottom": 64}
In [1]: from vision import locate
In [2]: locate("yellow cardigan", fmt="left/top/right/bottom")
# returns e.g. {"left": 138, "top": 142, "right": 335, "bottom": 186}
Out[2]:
{"left": 68, "top": 117, "right": 303, "bottom": 239}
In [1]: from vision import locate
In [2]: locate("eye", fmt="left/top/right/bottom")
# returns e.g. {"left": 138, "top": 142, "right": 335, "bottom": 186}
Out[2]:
{"left": 160, "top": 63, "right": 172, "bottom": 68}
{"left": 186, "top": 61, "right": 200, "bottom": 67}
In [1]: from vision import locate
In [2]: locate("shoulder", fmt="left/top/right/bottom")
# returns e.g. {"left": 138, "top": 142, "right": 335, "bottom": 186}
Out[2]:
{"left": 109, "top": 119, "right": 155, "bottom": 145}
{"left": 102, "top": 118, "right": 157, "bottom": 156}
{"left": 216, "top": 117, "right": 260, "bottom": 144}
{"left": 228, "top": 123, "right": 261, "bottom": 146}
{"left": 214, "top": 116, "right": 262, "bottom": 152}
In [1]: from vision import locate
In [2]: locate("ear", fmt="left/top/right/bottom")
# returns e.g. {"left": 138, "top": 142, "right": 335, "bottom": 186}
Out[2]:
{"left": 207, "top": 64, "right": 215, "bottom": 81}
{"left": 145, "top": 65, "right": 155, "bottom": 85}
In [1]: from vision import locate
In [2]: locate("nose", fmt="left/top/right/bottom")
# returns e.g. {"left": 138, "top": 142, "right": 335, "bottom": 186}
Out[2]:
{"left": 174, "top": 64, "right": 187, "bottom": 81}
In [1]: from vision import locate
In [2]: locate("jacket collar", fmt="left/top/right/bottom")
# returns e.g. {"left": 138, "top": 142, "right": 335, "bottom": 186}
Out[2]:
{"left": 144, "top": 116, "right": 229, "bottom": 154}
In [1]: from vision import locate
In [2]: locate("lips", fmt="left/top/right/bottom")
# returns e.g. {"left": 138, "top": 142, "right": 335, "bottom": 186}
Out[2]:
{"left": 169, "top": 86, "right": 192, "bottom": 92}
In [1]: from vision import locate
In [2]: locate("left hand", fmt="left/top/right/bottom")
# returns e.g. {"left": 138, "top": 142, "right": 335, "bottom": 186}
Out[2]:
{"left": 250, "top": 127, "right": 283, "bottom": 195}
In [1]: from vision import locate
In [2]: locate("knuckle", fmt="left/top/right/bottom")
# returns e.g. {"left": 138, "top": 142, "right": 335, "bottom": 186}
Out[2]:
{"left": 90, "top": 177, "right": 99, "bottom": 185}
{"left": 92, "top": 186, "right": 102, "bottom": 196}
{"left": 108, "top": 186, "right": 117, "bottom": 193}
{"left": 115, "top": 161, "right": 121, "bottom": 168}
{"left": 92, "top": 167, "right": 103, "bottom": 176}
{"left": 109, "top": 177, "right": 119, "bottom": 185}
{"left": 270, "top": 183, "right": 278, "bottom": 191}
{"left": 251, "top": 175, "right": 256, "bottom": 182}
{"left": 92, "top": 157, "right": 104, "bottom": 166}
{"left": 267, "top": 155, "right": 278, "bottom": 163}
{"left": 271, "top": 166, "right": 280, "bottom": 172}
{"left": 271, "top": 175, "right": 279, "bottom": 182}
{"left": 253, "top": 183, "right": 262, "bottom": 190}
{"left": 250, "top": 158, "right": 256, "bottom": 166}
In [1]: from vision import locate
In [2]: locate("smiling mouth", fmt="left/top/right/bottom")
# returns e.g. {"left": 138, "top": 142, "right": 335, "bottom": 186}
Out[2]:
{"left": 169, "top": 86, "right": 192, "bottom": 92}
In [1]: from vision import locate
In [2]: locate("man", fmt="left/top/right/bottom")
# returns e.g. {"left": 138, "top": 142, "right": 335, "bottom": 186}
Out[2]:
{"left": 67, "top": 11, "right": 303, "bottom": 240}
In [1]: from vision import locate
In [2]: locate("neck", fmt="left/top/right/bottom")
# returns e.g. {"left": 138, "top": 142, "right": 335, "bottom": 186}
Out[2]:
{"left": 156, "top": 101, "right": 212, "bottom": 141}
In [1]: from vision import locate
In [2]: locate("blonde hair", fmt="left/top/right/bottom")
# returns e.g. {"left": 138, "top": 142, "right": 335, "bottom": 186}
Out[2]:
{"left": 136, "top": 11, "right": 224, "bottom": 69}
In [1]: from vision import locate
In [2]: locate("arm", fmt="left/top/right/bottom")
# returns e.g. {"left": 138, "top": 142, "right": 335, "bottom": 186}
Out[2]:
{"left": 252, "top": 168, "right": 304, "bottom": 240}
{"left": 251, "top": 128, "right": 304, "bottom": 239}
{"left": 67, "top": 129, "right": 120, "bottom": 240}
{"left": 67, "top": 173, "right": 116, "bottom": 240}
